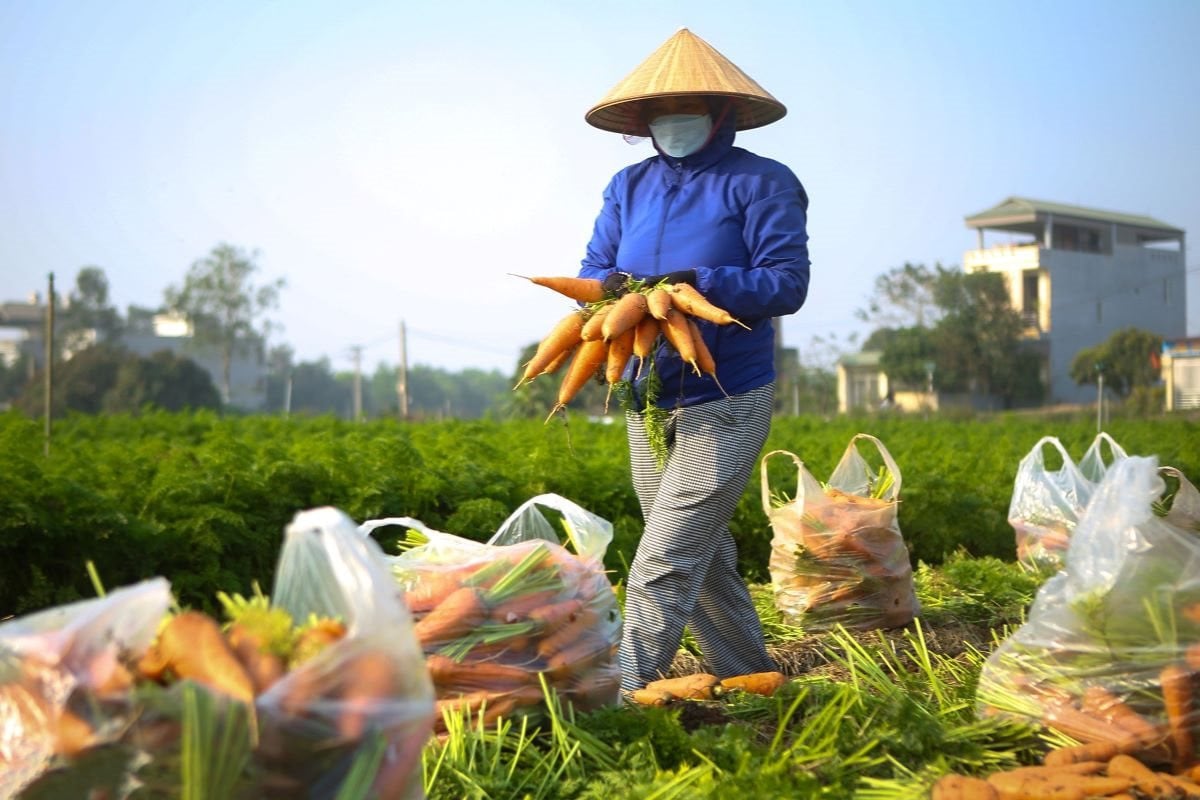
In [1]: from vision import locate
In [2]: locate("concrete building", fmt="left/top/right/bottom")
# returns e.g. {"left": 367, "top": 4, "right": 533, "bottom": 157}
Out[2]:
{"left": 1161, "top": 337, "right": 1200, "bottom": 411}
{"left": 963, "top": 197, "right": 1187, "bottom": 404}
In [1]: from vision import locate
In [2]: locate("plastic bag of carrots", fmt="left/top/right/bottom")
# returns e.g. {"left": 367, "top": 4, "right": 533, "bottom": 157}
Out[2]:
{"left": 361, "top": 494, "right": 622, "bottom": 734}
{"left": 978, "top": 456, "right": 1200, "bottom": 774}
{"left": 763, "top": 434, "right": 920, "bottom": 632}
{"left": 1, "top": 506, "right": 435, "bottom": 800}
{"left": 1009, "top": 433, "right": 1128, "bottom": 572}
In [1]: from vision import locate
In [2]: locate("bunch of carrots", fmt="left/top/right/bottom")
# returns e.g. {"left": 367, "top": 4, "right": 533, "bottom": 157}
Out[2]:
{"left": 512, "top": 274, "right": 748, "bottom": 419}
{"left": 768, "top": 486, "right": 918, "bottom": 632}
{"left": 395, "top": 538, "right": 622, "bottom": 733}
{"left": 1012, "top": 517, "right": 1073, "bottom": 573}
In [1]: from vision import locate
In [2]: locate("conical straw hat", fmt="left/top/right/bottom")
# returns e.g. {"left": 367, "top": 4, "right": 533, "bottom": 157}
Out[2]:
{"left": 586, "top": 28, "right": 786, "bottom": 136}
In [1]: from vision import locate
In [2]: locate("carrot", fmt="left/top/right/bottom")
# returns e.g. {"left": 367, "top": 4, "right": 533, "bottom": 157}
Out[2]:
{"left": 545, "top": 636, "right": 612, "bottom": 680}
{"left": 489, "top": 589, "right": 561, "bottom": 623}
{"left": 1185, "top": 643, "right": 1200, "bottom": 671}
{"left": 540, "top": 346, "right": 576, "bottom": 377}
{"left": 719, "top": 671, "right": 787, "bottom": 697}
{"left": 1042, "top": 741, "right": 1123, "bottom": 766}
{"left": 986, "top": 770, "right": 1130, "bottom": 800}
{"left": 685, "top": 317, "right": 727, "bottom": 393}
{"left": 404, "top": 566, "right": 479, "bottom": 613}
{"left": 930, "top": 774, "right": 999, "bottom": 800}
{"left": 156, "top": 611, "right": 256, "bottom": 704}
{"left": 1107, "top": 753, "right": 1180, "bottom": 797}
{"left": 336, "top": 650, "right": 396, "bottom": 739}
{"left": 52, "top": 709, "right": 97, "bottom": 758}
{"left": 632, "top": 315, "right": 660, "bottom": 379}
{"left": 527, "top": 598, "right": 585, "bottom": 633}
{"left": 601, "top": 291, "right": 649, "bottom": 342}
{"left": 513, "top": 274, "right": 604, "bottom": 303}
{"left": 660, "top": 307, "right": 700, "bottom": 375}
{"left": 645, "top": 673, "right": 719, "bottom": 700}
{"left": 580, "top": 304, "right": 613, "bottom": 341}
{"left": 1162, "top": 773, "right": 1200, "bottom": 795}
{"left": 1160, "top": 663, "right": 1195, "bottom": 770}
{"left": 605, "top": 327, "right": 635, "bottom": 386}
{"left": 630, "top": 688, "right": 673, "bottom": 706}
{"left": 545, "top": 338, "right": 608, "bottom": 422}
{"left": 535, "top": 609, "right": 600, "bottom": 659}
{"left": 413, "top": 586, "right": 488, "bottom": 647}
{"left": 226, "top": 622, "right": 286, "bottom": 694}
{"left": 1080, "top": 685, "right": 1163, "bottom": 746}
{"left": 1007, "top": 763, "right": 1106, "bottom": 776}
{"left": 1042, "top": 701, "right": 1142, "bottom": 746}
{"left": 645, "top": 287, "right": 674, "bottom": 321}
{"left": 515, "top": 311, "right": 586, "bottom": 388}
{"left": 666, "top": 283, "right": 750, "bottom": 329}
{"left": 426, "top": 653, "right": 537, "bottom": 692}
{"left": 475, "top": 685, "right": 546, "bottom": 727}
{"left": 292, "top": 617, "right": 348, "bottom": 666}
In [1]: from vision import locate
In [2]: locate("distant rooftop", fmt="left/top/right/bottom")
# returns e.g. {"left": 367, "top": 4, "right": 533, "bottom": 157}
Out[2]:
{"left": 965, "top": 196, "right": 1184, "bottom": 237}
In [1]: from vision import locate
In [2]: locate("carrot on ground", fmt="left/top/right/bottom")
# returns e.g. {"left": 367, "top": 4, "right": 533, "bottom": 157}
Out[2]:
{"left": 600, "top": 291, "right": 649, "bottom": 342}
{"left": 667, "top": 284, "right": 750, "bottom": 329}
{"left": 719, "top": 671, "right": 787, "bottom": 697}
{"left": 545, "top": 338, "right": 608, "bottom": 422}
{"left": 1106, "top": 753, "right": 1180, "bottom": 797}
{"left": 930, "top": 774, "right": 997, "bottom": 800}
{"left": 512, "top": 274, "right": 604, "bottom": 303}
{"left": 645, "top": 673, "right": 719, "bottom": 701}
{"left": 1042, "top": 741, "right": 1123, "bottom": 766}
{"left": 414, "top": 586, "right": 488, "bottom": 647}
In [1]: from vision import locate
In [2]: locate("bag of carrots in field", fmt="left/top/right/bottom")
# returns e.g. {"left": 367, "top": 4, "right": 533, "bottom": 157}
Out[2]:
{"left": 361, "top": 493, "right": 622, "bottom": 733}
{"left": 763, "top": 434, "right": 919, "bottom": 632}
{"left": 1009, "top": 433, "right": 1128, "bottom": 572}
{"left": 978, "top": 456, "right": 1200, "bottom": 773}
{"left": 3, "top": 506, "right": 435, "bottom": 800}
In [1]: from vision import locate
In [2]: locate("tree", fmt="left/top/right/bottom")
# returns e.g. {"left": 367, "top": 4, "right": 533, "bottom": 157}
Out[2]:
{"left": 878, "top": 326, "right": 937, "bottom": 388}
{"left": 164, "top": 243, "right": 284, "bottom": 404}
{"left": 1070, "top": 327, "right": 1162, "bottom": 398}
{"left": 59, "top": 267, "right": 124, "bottom": 350}
{"left": 104, "top": 350, "right": 221, "bottom": 413}
{"left": 288, "top": 358, "right": 352, "bottom": 417}
{"left": 930, "top": 269, "right": 1029, "bottom": 401}
{"left": 855, "top": 262, "right": 941, "bottom": 330}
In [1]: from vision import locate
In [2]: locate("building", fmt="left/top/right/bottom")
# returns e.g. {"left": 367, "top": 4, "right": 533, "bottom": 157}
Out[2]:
{"left": 1161, "top": 337, "right": 1200, "bottom": 411}
{"left": 963, "top": 197, "right": 1187, "bottom": 404}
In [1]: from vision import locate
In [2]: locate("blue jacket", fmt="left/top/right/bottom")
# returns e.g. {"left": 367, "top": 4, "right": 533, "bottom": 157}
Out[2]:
{"left": 578, "top": 115, "right": 810, "bottom": 409}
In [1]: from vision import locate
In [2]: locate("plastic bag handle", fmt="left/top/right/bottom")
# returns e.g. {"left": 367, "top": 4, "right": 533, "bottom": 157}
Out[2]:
{"left": 1028, "top": 435, "right": 1075, "bottom": 469}
{"left": 760, "top": 449, "right": 806, "bottom": 515}
{"left": 1160, "top": 466, "right": 1200, "bottom": 522}
{"left": 1085, "top": 432, "right": 1128, "bottom": 467}
{"left": 843, "top": 433, "right": 903, "bottom": 496}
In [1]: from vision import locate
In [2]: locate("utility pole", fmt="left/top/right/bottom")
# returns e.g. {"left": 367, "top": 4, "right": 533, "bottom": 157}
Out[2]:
{"left": 43, "top": 272, "right": 55, "bottom": 457}
{"left": 397, "top": 320, "right": 409, "bottom": 420}
{"left": 1095, "top": 361, "right": 1105, "bottom": 434}
{"left": 350, "top": 345, "right": 363, "bottom": 422}
{"left": 283, "top": 372, "right": 292, "bottom": 418}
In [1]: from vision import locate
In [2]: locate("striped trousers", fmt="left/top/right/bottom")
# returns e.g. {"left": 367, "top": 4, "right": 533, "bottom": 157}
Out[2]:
{"left": 620, "top": 382, "right": 777, "bottom": 692}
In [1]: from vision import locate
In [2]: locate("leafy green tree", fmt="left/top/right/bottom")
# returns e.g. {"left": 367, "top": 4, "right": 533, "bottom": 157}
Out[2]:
{"left": 1070, "top": 327, "right": 1162, "bottom": 398}
{"left": 930, "top": 270, "right": 1028, "bottom": 401}
{"left": 16, "top": 345, "right": 127, "bottom": 416}
{"left": 855, "top": 262, "right": 941, "bottom": 330}
{"left": 164, "top": 243, "right": 284, "bottom": 403}
{"left": 878, "top": 326, "right": 937, "bottom": 388}
{"left": 0, "top": 354, "right": 32, "bottom": 407}
{"left": 288, "top": 358, "right": 352, "bottom": 417}
{"left": 104, "top": 350, "right": 221, "bottom": 413}
{"left": 59, "top": 267, "right": 124, "bottom": 350}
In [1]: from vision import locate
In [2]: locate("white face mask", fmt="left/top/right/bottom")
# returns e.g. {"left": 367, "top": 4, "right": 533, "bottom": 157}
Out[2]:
{"left": 648, "top": 113, "right": 713, "bottom": 158}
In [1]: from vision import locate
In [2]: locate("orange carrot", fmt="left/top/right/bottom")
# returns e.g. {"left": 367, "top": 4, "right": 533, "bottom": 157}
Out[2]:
{"left": 1107, "top": 754, "right": 1179, "bottom": 797}
{"left": 226, "top": 622, "right": 286, "bottom": 694}
{"left": 580, "top": 304, "right": 613, "bottom": 341}
{"left": 540, "top": 346, "right": 575, "bottom": 377}
{"left": 514, "top": 274, "right": 604, "bottom": 303}
{"left": 516, "top": 311, "right": 586, "bottom": 388}
{"left": 660, "top": 308, "right": 699, "bottom": 374}
{"left": 685, "top": 317, "right": 729, "bottom": 397}
{"left": 605, "top": 327, "right": 635, "bottom": 385}
{"left": 535, "top": 609, "right": 600, "bottom": 659}
{"left": 545, "top": 636, "right": 612, "bottom": 680}
{"left": 1043, "top": 701, "right": 1142, "bottom": 747}
{"left": 1080, "top": 685, "right": 1163, "bottom": 746}
{"left": 413, "top": 586, "right": 488, "bottom": 647}
{"left": 489, "top": 589, "right": 561, "bottom": 623}
{"left": 601, "top": 291, "right": 649, "bottom": 342}
{"left": 546, "top": 338, "right": 608, "bottom": 422}
{"left": 1042, "top": 741, "right": 1123, "bottom": 766}
{"left": 156, "top": 611, "right": 256, "bottom": 704}
{"left": 337, "top": 651, "right": 397, "bottom": 739}
{"left": 645, "top": 673, "right": 719, "bottom": 700}
{"left": 645, "top": 287, "right": 674, "bottom": 321}
{"left": 632, "top": 316, "right": 660, "bottom": 379}
{"left": 425, "top": 653, "right": 537, "bottom": 692}
{"left": 667, "top": 283, "right": 750, "bottom": 329}
{"left": 719, "top": 671, "right": 787, "bottom": 697}
{"left": 930, "top": 774, "right": 998, "bottom": 800}
{"left": 528, "top": 598, "right": 585, "bottom": 633}
{"left": 630, "top": 688, "right": 674, "bottom": 706}
{"left": 1160, "top": 663, "right": 1195, "bottom": 771}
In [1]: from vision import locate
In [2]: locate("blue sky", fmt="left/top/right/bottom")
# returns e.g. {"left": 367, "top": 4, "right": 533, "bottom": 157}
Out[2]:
{"left": 2, "top": 0, "right": 1198, "bottom": 374}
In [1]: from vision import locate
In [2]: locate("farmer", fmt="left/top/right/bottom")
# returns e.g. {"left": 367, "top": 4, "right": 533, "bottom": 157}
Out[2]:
{"left": 577, "top": 28, "right": 811, "bottom": 693}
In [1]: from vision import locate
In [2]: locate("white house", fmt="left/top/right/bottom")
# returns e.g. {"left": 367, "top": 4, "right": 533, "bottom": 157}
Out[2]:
{"left": 963, "top": 197, "right": 1187, "bottom": 404}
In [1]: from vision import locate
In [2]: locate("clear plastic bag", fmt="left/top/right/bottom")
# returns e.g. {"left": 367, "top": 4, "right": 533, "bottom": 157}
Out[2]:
{"left": 1009, "top": 433, "right": 1129, "bottom": 571}
{"left": 764, "top": 434, "right": 919, "bottom": 632}
{"left": 0, "top": 579, "right": 171, "bottom": 799}
{"left": 978, "top": 457, "right": 1200, "bottom": 769}
{"left": 361, "top": 494, "right": 622, "bottom": 729}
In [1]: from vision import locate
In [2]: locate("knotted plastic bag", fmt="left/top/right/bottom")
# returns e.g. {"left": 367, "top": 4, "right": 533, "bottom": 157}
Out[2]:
{"left": 764, "top": 434, "right": 919, "bottom": 632}
{"left": 361, "top": 494, "right": 622, "bottom": 731}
